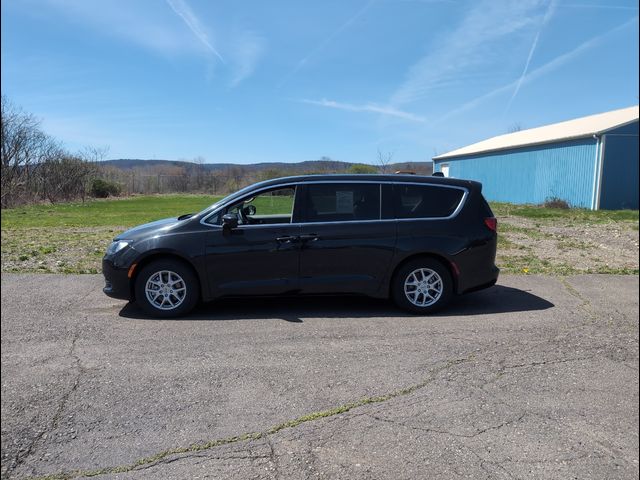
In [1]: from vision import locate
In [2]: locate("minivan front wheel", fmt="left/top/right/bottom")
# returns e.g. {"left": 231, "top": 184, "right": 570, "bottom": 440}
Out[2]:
{"left": 134, "top": 259, "right": 199, "bottom": 317}
{"left": 392, "top": 258, "right": 452, "bottom": 314}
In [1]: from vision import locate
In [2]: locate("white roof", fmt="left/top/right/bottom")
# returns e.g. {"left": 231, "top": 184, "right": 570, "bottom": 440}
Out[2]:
{"left": 434, "top": 105, "right": 639, "bottom": 160}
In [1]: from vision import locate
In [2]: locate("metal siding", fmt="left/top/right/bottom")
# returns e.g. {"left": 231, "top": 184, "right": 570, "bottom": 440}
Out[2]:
{"left": 603, "top": 121, "right": 639, "bottom": 136}
{"left": 599, "top": 120, "right": 639, "bottom": 210}
{"left": 434, "top": 138, "right": 598, "bottom": 208}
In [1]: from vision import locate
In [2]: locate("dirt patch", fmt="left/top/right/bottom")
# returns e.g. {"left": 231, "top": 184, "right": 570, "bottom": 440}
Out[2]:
{"left": 2, "top": 218, "right": 639, "bottom": 275}
{"left": 1, "top": 227, "right": 120, "bottom": 274}
{"left": 497, "top": 216, "right": 639, "bottom": 274}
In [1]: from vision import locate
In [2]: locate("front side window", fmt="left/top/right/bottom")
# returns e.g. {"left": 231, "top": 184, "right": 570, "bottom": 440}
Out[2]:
{"left": 304, "top": 183, "right": 380, "bottom": 223}
{"left": 215, "top": 187, "right": 296, "bottom": 225}
{"left": 394, "top": 184, "right": 464, "bottom": 219}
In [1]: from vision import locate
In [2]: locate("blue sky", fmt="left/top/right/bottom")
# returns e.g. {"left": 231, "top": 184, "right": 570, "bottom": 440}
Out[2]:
{"left": 1, "top": 0, "right": 638, "bottom": 164}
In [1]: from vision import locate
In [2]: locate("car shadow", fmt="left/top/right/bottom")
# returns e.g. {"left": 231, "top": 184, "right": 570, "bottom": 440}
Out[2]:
{"left": 118, "top": 284, "right": 554, "bottom": 322}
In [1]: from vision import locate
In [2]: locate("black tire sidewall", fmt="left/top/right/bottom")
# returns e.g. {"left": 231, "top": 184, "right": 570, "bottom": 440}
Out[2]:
{"left": 392, "top": 258, "right": 453, "bottom": 314}
{"left": 134, "top": 260, "right": 199, "bottom": 318}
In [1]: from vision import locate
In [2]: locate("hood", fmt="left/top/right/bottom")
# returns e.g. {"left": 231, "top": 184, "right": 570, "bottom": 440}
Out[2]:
{"left": 115, "top": 217, "right": 183, "bottom": 241}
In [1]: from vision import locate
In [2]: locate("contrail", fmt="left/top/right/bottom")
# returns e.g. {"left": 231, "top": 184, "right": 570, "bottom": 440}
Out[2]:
{"left": 299, "top": 98, "right": 426, "bottom": 122}
{"left": 278, "top": 0, "right": 375, "bottom": 87}
{"left": 505, "top": 0, "right": 556, "bottom": 113}
{"left": 437, "top": 16, "right": 638, "bottom": 125}
{"left": 166, "top": 0, "right": 225, "bottom": 63}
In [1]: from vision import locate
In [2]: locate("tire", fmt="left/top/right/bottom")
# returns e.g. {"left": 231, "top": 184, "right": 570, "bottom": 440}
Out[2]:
{"left": 134, "top": 259, "right": 199, "bottom": 318}
{"left": 392, "top": 258, "right": 453, "bottom": 314}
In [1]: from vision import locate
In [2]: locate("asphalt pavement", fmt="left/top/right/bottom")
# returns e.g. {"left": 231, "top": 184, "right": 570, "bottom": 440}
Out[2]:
{"left": 1, "top": 273, "right": 638, "bottom": 479}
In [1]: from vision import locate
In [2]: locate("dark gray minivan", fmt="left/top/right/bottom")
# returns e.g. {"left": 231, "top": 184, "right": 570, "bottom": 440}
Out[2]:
{"left": 103, "top": 174, "right": 499, "bottom": 317}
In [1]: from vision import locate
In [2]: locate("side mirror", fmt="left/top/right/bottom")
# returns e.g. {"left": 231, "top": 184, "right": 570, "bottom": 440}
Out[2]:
{"left": 222, "top": 214, "right": 238, "bottom": 235}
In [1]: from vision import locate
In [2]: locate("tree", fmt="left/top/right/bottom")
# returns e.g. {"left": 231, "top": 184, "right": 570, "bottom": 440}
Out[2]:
{"left": 1, "top": 96, "right": 60, "bottom": 207}
{"left": 507, "top": 122, "right": 523, "bottom": 133}
{"left": 1, "top": 96, "right": 103, "bottom": 206}
{"left": 376, "top": 148, "right": 394, "bottom": 173}
{"left": 38, "top": 155, "right": 96, "bottom": 203}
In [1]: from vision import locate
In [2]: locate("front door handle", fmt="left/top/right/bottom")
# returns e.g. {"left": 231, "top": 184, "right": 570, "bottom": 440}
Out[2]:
{"left": 299, "top": 234, "right": 319, "bottom": 242}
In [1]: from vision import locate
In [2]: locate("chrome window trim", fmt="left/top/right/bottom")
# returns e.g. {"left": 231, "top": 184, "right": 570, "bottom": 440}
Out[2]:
{"left": 199, "top": 180, "right": 469, "bottom": 228}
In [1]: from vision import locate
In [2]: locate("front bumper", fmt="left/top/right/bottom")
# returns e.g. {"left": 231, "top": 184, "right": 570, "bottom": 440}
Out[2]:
{"left": 102, "top": 258, "right": 132, "bottom": 300}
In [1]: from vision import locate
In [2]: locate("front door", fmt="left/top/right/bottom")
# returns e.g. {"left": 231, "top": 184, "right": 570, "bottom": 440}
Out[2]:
{"left": 204, "top": 186, "right": 301, "bottom": 297}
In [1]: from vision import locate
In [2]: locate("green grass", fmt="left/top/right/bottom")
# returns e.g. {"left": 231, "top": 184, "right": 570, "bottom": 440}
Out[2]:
{"left": 490, "top": 202, "right": 639, "bottom": 223}
{"left": 498, "top": 253, "right": 578, "bottom": 275}
{"left": 1, "top": 193, "right": 295, "bottom": 229}
{"left": 1, "top": 195, "right": 221, "bottom": 229}
{"left": 2, "top": 195, "right": 638, "bottom": 275}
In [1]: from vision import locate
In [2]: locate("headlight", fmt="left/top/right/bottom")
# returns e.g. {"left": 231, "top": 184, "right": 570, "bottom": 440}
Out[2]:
{"left": 106, "top": 240, "right": 131, "bottom": 255}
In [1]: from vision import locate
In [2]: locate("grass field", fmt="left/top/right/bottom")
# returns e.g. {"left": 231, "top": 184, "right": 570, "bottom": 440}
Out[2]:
{"left": 1, "top": 195, "right": 220, "bottom": 228}
{"left": 1, "top": 195, "right": 638, "bottom": 275}
{"left": 490, "top": 202, "right": 639, "bottom": 223}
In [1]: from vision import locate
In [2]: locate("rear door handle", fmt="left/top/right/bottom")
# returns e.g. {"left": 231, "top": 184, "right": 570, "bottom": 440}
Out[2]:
{"left": 299, "top": 234, "right": 319, "bottom": 242}
{"left": 276, "top": 235, "right": 298, "bottom": 244}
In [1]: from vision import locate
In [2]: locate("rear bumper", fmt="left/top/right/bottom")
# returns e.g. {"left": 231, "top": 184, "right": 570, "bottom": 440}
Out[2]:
{"left": 453, "top": 234, "right": 499, "bottom": 294}
{"left": 102, "top": 258, "right": 131, "bottom": 300}
{"left": 460, "top": 265, "right": 499, "bottom": 294}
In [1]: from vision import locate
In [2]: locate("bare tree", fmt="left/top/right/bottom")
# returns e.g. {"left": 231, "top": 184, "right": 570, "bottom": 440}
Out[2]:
{"left": 507, "top": 122, "right": 523, "bottom": 133}
{"left": 37, "top": 154, "right": 96, "bottom": 203}
{"left": 1, "top": 96, "right": 60, "bottom": 206}
{"left": 1, "top": 96, "right": 106, "bottom": 206}
{"left": 376, "top": 148, "right": 395, "bottom": 174}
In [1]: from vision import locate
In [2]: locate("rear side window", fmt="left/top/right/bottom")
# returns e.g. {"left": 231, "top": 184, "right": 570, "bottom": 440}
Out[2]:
{"left": 394, "top": 184, "right": 464, "bottom": 219}
{"left": 304, "top": 183, "right": 380, "bottom": 222}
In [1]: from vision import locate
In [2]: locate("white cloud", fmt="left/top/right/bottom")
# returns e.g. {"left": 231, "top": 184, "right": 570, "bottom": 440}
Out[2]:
{"left": 228, "top": 30, "right": 266, "bottom": 87}
{"left": 42, "top": 0, "right": 197, "bottom": 56}
{"left": 40, "top": 0, "right": 266, "bottom": 84}
{"left": 436, "top": 16, "right": 639, "bottom": 123}
{"left": 558, "top": 3, "right": 639, "bottom": 10}
{"left": 300, "top": 98, "right": 426, "bottom": 122}
{"left": 279, "top": 0, "right": 375, "bottom": 86}
{"left": 390, "top": 0, "right": 548, "bottom": 106}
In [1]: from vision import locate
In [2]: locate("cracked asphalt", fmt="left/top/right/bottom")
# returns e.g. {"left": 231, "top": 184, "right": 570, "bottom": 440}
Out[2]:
{"left": 1, "top": 273, "right": 638, "bottom": 479}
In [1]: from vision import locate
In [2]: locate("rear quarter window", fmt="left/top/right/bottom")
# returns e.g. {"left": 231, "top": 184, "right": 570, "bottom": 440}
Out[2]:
{"left": 394, "top": 184, "right": 465, "bottom": 219}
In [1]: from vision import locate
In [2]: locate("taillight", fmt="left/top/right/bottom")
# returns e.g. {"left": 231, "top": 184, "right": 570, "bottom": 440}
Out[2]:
{"left": 484, "top": 217, "right": 497, "bottom": 232}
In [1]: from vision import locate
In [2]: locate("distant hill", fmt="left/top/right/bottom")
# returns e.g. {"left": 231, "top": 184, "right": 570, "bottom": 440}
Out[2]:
{"left": 100, "top": 158, "right": 433, "bottom": 175}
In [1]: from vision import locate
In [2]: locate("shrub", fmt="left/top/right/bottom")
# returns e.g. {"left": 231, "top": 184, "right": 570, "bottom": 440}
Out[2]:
{"left": 347, "top": 164, "right": 379, "bottom": 174}
{"left": 543, "top": 197, "right": 570, "bottom": 209}
{"left": 90, "top": 178, "right": 121, "bottom": 198}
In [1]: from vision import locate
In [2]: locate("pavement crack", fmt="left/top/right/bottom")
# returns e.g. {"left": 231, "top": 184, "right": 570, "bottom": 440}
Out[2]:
{"left": 25, "top": 356, "right": 472, "bottom": 480}
{"left": 130, "top": 451, "right": 270, "bottom": 473}
{"left": 266, "top": 436, "right": 280, "bottom": 479}
{"left": 501, "top": 355, "right": 596, "bottom": 371}
{"left": 559, "top": 277, "right": 593, "bottom": 315}
{"left": 464, "top": 445, "right": 519, "bottom": 480}
{"left": 6, "top": 327, "right": 86, "bottom": 479}
{"left": 365, "top": 412, "right": 526, "bottom": 439}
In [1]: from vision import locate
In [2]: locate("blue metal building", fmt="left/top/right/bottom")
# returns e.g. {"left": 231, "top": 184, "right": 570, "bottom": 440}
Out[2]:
{"left": 432, "top": 106, "right": 639, "bottom": 210}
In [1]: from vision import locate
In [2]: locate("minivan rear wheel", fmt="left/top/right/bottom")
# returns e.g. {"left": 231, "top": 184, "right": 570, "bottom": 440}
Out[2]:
{"left": 392, "top": 258, "right": 453, "bottom": 314}
{"left": 134, "top": 259, "right": 199, "bottom": 317}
